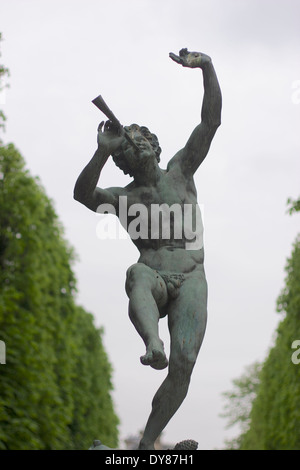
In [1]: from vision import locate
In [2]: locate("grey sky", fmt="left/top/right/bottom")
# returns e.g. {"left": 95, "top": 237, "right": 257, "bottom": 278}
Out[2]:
{"left": 1, "top": 0, "right": 299, "bottom": 449}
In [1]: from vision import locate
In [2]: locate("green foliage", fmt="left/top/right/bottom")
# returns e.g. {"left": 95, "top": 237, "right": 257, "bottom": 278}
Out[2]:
{"left": 220, "top": 362, "right": 262, "bottom": 449}
{"left": 0, "top": 143, "right": 119, "bottom": 449}
{"left": 0, "top": 33, "right": 10, "bottom": 134}
{"left": 241, "top": 233, "right": 300, "bottom": 450}
{"left": 222, "top": 198, "right": 300, "bottom": 450}
{"left": 287, "top": 197, "right": 300, "bottom": 216}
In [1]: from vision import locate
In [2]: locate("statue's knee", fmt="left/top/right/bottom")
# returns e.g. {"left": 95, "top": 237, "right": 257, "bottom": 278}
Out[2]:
{"left": 170, "top": 352, "right": 197, "bottom": 381}
{"left": 126, "top": 263, "right": 144, "bottom": 285}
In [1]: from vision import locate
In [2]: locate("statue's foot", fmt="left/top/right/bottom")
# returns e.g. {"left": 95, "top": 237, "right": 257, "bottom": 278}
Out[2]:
{"left": 140, "top": 343, "right": 168, "bottom": 370}
{"left": 173, "top": 439, "right": 198, "bottom": 450}
{"left": 89, "top": 439, "right": 115, "bottom": 450}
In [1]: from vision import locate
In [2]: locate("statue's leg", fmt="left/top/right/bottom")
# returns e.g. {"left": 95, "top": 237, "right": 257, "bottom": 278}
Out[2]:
{"left": 138, "top": 269, "right": 207, "bottom": 450}
{"left": 125, "top": 263, "right": 169, "bottom": 370}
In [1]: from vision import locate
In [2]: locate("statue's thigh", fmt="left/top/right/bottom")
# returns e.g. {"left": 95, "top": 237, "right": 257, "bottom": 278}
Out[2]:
{"left": 167, "top": 273, "right": 208, "bottom": 364}
{"left": 125, "top": 262, "right": 168, "bottom": 308}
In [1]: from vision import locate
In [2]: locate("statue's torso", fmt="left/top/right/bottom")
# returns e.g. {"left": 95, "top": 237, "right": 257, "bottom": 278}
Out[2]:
{"left": 118, "top": 169, "right": 204, "bottom": 273}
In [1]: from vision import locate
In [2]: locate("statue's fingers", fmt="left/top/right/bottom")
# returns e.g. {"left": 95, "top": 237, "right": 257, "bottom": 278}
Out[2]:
{"left": 98, "top": 121, "right": 104, "bottom": 132}
{"left": 169, "top": 52, "right": 184, "bottom": 65}
{"left": 104, "top": 120, "right": 112, "bottom": 131}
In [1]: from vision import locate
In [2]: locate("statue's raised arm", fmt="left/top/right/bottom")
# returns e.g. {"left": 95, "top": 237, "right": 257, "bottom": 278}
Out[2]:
{"left": 168, "top": 48, "right": 222, "bottom": 176}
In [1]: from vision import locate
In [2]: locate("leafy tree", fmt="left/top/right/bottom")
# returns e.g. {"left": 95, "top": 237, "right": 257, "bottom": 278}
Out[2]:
{"left": 0, "top": 33, "right": 9, "bottom": 132}
{"left": 221, "top": 197, "right": 300, "bottom": 450}
{"left": 0, "top": 143, "right": 119, "bottom": 449}
{"left": 0, "top": 34, "right": 118, "bottom": 447}
{"left": 220, "top": 362, "right": 262, "bottom": 449}
{"left": 287, "top": 197, "right": 300, "bottom": 216}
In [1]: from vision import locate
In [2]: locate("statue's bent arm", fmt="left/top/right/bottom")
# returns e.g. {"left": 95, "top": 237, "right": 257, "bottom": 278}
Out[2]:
{"left": 74, "top": 123, "right": 126, "bottom": 212}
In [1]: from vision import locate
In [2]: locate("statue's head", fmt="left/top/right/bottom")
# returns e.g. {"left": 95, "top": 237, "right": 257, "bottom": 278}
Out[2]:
{"left": 112, "top": 124, "right": 161, "bottom": 177}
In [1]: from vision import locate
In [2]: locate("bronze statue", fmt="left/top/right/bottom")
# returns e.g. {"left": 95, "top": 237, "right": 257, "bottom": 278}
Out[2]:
{"left": 74, "top": 49, "right": 222, "bottom": 450}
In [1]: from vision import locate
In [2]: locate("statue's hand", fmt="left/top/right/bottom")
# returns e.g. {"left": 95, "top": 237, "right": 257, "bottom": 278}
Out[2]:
{"left": 169, "top": 48, "right": 211, "bottom": 68}
{"left": 97, "top": 120, "right": 125, "bottom": 154}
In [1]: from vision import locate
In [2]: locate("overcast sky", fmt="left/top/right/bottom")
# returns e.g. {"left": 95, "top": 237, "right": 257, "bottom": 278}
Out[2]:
{"left": 1, "top": 0, "right": 299, "bottom": 450}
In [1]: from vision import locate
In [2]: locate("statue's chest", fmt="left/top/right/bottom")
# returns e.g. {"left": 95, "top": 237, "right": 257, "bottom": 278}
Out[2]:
{"left": 130, "top": 184, "right": 185, "bottom": 209}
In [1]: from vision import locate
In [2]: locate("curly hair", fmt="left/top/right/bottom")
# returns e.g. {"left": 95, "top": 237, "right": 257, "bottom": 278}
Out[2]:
{"left": 112, "top": 124, "right": 161, "bottom": 177}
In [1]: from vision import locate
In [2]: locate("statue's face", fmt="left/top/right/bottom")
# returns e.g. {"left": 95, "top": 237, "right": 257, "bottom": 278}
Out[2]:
{"left": 112, "top": 124, "right": 159, "bottom": 177}
{"left": 121, "top": 126, "right": 156, "bottom": 172}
